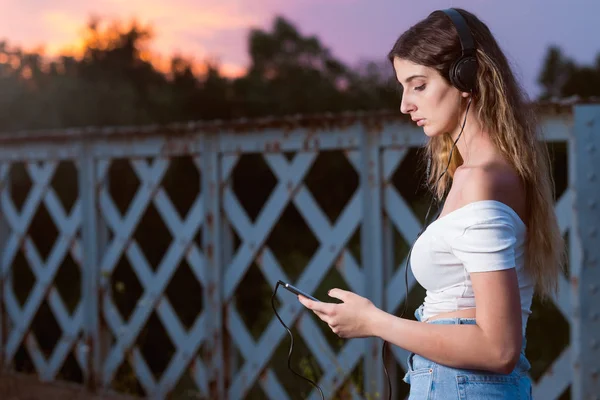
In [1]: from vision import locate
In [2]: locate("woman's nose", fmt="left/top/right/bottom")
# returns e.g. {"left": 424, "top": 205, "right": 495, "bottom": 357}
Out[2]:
{"left": 400, "top": 95, "right": 415, "bottom": 115}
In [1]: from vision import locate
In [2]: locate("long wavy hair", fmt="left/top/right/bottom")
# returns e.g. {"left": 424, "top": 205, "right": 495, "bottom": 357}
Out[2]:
{"left": 387, "top": 8, "right": 565, "bottom": 300}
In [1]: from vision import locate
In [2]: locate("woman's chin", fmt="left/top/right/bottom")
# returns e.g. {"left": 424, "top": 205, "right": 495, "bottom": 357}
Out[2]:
{"left": 422, "top": 125, "right": 441, "bottom": 137}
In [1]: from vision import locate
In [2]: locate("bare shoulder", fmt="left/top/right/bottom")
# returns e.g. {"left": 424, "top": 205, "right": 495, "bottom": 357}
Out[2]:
{"left": 454, "top": 163, "right": 526, "bottom": 221}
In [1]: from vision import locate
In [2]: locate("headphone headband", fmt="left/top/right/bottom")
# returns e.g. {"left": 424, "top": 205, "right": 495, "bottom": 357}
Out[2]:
{"left": 438, "top": 8, "right": 478, "bottom": 92}
{"left": 441, "top": 8, "right": 475, "bottom": 57}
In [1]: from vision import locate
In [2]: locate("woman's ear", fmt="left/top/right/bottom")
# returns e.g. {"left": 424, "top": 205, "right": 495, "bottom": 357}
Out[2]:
{"left": 461, "top": 91, "right": 471, "bottom": 98}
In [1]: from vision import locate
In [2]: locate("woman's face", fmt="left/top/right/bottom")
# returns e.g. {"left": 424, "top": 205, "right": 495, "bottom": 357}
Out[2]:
{"left": 393, "top": 56, "right": 468, "bottom": 138}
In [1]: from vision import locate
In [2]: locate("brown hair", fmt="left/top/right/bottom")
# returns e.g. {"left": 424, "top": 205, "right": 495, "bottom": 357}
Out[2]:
{"left": 387, "top": 8, "right": 565, "bottom": 300}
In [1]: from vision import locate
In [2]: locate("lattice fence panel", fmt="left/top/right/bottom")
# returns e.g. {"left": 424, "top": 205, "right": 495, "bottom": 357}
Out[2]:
{"left": 96, "top": 151, "right": 208, "bottom": 399}
{"left": 0, "top": 109, "right": 592, "bottom": 400}
{"left": 222, "top": 134, "right": 374, "bottom": 400}
{"left": 1, "top": 159, "right": 86, "bottom": 384}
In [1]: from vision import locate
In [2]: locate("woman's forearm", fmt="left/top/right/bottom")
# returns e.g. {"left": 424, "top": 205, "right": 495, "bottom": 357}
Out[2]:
{"left": 369, "top": 309, "right": 519, "bottom": 374}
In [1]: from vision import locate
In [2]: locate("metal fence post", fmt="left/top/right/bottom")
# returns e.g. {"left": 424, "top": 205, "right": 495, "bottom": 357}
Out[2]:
{"left": 360, "top": 126, "right": 385, "bottom": 399}
{"left": 222, "top": 216, "right": 235, "bottom": 390}
{"left": 572, "top": 104, "right": 600, "bottom": 400}
{"left": 202, "top": 133, "right": 225, "bottom": 399}
{"left": 0, "top": 165, "right": 10, "bottom": 371}
{"left": 78, "top": 140, "right": 101, "bottom": 391}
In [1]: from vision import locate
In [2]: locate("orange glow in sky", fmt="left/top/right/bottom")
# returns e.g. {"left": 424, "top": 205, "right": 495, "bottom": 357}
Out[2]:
{"left": 0, "top": 0, "right": 267, "bottom": 77}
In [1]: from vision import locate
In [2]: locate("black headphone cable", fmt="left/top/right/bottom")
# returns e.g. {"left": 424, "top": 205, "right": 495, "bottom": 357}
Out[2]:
{"left": 271, "top": 282, "right": 325, "bottom": 400}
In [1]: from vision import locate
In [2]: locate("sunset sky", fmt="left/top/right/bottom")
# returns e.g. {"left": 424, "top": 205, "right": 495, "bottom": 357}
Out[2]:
{"left": 1, "top": 0, "right": 599, "bottom": 98}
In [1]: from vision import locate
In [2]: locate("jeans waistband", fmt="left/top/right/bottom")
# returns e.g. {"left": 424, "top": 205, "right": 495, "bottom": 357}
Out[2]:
{"left": 415, "top": 304, "right": 477, "bottom": 325}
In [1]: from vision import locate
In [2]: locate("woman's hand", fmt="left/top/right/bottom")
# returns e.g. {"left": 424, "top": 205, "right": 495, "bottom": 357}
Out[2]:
{"left": 297, "top": 289, "right": 380, "bottom": 339}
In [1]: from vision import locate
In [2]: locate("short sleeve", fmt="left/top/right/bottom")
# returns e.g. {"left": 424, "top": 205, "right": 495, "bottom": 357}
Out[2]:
{"left": 450, "top": 220, "right": 517, "bottom": 273}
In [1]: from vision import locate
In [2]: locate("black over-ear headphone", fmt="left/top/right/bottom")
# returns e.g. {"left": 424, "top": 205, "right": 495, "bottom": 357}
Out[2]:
{"left": 440, "top": 8, "right": 478, "bottom": 93}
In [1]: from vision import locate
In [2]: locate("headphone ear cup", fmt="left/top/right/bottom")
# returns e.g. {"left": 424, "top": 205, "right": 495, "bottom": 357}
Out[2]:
{"left": 450, "top": 56, "right": 478, "bottom": 92}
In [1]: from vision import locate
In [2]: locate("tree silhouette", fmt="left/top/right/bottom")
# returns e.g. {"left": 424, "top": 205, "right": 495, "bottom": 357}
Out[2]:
{"left": 0, "top": 15, "right": 400, "bottom": 133}
{"left": 538, "top": 45, "right": 600, "bottom": 100}
{"left": 233, "top": 16, "right": 396, "bottom": 117}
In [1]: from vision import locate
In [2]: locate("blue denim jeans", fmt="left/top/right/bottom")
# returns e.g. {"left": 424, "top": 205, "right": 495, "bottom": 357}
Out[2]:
{"left": 403, "top": 305, "right": 533, "bottom": 399}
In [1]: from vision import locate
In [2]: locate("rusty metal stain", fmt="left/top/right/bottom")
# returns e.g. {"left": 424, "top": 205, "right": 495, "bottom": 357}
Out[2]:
{"left": 219, "top": 180, "right": 229, "bottom": 191}
{"left": 572, "top": 275, "right": 579, "bottom": 289}
{"left": 259, "top": 368, "right": 269, "bottom": 383}
{"left": 206, "top": 244, "right": 213, "bottom": 260}
{"left": 264, "top": 141, "right": 281, "bottom": 153}
{"left": 372, "top": 342, "right": 380, "bottom": 359}
{"left": 303, "top": 138, "right": 311, "bottom": 152}
{"left": 185, "top": 240, "right": 195, "bottom": 257}
{"left": 123, "top": 235, "right": 133, "bottom": 251}
{"left": 369, "top": 173, "right": 376, "bottom": 188}
{"left": 335, "top": 253, "right": 345, "bottom": 271}
{"left": 206, "top": 282, "right": 216, "bottom": 303}
{"left": 202, "top": 340, "right": 212, "bottom": 363}
{"left": 255, "top": 248, "right": 265, "bottom": 266}
{"left": 70, "top": 239, "right": 83, "bottom": 264}
{"left": 365, "top": 120, "right": 384, "bottom": 134}
{"left": 85, "top": 335, "right": 97, "bottom": 390}
{"left": 162, "top": 137, "right": 194, "bottom": 156}
{"left": 205, "top": 212, "right": 214, "bottom": 228}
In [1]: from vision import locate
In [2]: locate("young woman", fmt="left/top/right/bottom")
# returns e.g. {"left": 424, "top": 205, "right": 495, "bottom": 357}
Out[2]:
{"left": 298, "top": 8, "right": 565, "bottom": 399}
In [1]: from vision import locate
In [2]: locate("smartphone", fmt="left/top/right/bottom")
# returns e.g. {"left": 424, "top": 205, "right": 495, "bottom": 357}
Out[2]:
{"left": 278, "top": 280, "right": 320, "bottom": 302}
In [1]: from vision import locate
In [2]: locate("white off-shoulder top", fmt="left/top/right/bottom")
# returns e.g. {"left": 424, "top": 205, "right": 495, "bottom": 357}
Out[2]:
{"left": 410, "top": 200, "right": 534, "bottom": 334}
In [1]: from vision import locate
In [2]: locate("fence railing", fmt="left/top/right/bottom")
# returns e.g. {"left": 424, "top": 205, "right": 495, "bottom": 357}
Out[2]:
{"left": 0, "top": 104, "right": 598, "bottom": 399}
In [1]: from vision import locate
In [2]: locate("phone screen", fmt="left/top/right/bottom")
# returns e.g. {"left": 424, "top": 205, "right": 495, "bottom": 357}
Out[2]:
{"left": 278, "top": 280, "right": 320, "bottom": 302}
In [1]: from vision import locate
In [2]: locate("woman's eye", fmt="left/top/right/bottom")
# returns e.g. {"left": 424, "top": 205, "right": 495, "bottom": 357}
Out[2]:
{"left": 415, "top": 84, "right": 426, "bottom": 91}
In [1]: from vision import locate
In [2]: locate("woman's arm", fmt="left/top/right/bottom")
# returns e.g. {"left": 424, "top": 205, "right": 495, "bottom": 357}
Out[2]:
{"left": 370, "top": 268, "right": 523, "bottom": 374}
{"left": 300, "top": 171, "right": 526, "bottom": 374}
{"left": 300, "top": 267, "right": 523, "bottom": 374}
